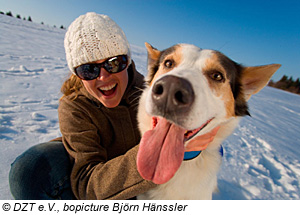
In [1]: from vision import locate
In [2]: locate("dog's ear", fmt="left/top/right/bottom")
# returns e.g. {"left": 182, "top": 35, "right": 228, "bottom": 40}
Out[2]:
{"left": 241, "top": 64, "right": 281, "bottom": 100}
{"left": 145, "top": 42, "right": 161, "bottom": 65}
{"left": 145, "top": 42, "right": 161, "bottom": 84}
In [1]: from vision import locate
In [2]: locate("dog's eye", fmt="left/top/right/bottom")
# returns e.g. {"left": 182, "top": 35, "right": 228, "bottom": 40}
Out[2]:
{"left": 164, "top": 60, "right": 174, "bottom": 68}
{"left": 209, "top": 71, "right": 224, "bottom": 82}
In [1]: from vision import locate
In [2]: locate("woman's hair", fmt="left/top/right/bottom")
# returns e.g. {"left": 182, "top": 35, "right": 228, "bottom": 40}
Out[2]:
{"left": 60, "top": 74, "right": 83, "bottom": 100}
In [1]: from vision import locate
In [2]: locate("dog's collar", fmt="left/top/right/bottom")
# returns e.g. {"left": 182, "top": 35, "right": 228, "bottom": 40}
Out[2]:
{"left": 183, "top": 145, "right": 224, "bottom": 161}
{"left": 184, "top": 151, "right": 202, "bottom": 160}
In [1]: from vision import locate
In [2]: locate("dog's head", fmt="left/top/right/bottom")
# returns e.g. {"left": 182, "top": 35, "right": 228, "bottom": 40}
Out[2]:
{"left": 137, "top": 43, "right": 280, "bottom": 184}
{"left": 144, "top": 42, "right": 280, "bottom": 131}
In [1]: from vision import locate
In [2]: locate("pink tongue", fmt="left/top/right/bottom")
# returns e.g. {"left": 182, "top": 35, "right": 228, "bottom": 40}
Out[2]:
{"left": 137, "top": 117, "right": 185, "bottom": 184}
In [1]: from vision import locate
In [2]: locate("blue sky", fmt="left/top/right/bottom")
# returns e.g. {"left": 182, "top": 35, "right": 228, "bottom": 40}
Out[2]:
{"left": 1, "top": 0, "right": 299, "bottom": 81}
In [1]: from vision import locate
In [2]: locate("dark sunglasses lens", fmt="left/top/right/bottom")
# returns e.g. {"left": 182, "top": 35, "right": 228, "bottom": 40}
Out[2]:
{"left": 105, "top": 55, "right": 128, "bottom": 73}
{"left": 75, "top": 55, "right": 128, "bottom": 80}
{"left": 75, "top": 64, "right": 100, "bottom": 80}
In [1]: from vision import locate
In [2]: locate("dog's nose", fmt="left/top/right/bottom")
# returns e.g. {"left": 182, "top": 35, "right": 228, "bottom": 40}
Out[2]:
{"left": 152, "top": 75, "right": 194, "bottom": 114}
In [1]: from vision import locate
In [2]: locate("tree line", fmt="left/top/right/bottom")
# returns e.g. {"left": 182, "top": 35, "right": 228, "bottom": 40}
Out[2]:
{"left": 268, "top": 75, "right": 300, "bottom": 95}
{"left": 0, "top": 10, "right": 66, "bottom": 29}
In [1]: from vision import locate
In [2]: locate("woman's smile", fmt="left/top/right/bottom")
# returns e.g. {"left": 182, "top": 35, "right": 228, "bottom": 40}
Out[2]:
{"left": 98, "top": 83, "right": 118, "bottom": 97}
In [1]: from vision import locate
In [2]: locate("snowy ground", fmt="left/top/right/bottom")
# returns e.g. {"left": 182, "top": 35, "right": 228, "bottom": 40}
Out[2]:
{"left": 1, "top": 14, "right": 299, "bottom": 200}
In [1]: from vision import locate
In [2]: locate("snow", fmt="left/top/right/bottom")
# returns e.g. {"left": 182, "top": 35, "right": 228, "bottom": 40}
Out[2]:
{"left": 1, "top": 14, "right": 299, "bottom": 200}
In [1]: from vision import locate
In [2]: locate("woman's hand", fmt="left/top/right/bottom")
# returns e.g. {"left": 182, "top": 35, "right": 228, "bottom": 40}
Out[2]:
{"left": 185, "top": 126, "right": 220, "bottom": 152}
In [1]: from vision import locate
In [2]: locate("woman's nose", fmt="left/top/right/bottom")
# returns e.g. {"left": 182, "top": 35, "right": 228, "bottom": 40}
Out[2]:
{"left": 97, "top": 68, "right": 111, "bottom": 80}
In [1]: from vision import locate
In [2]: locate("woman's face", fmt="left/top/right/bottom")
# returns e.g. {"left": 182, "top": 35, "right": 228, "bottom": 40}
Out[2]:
{"left": 81, "top": 59, "right": 129, "bottom": 108}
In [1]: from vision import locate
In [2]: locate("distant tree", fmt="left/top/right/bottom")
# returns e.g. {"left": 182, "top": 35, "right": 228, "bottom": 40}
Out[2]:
{"left": 0, "top": 11, "right": 4, "bottom": 15}
{"left": 41, "top": 22, "right": 44, "bottom": 25}
{"left": 290, "top": 78, "right": 299, "bottom": 88}
{"left": 279, "top": 75, "right": 288, "bottom": 82}
{"left": 16, "top": 14, "right": 21, "bottom": 19}
{"left": 268, "top": 80, "right": 275, "bottom": 87}
{"left": 6, "top": 11, "right": 13, "bottom": 17}
{"left": 28, "top": 16, "right": 32, "bottom": 22}
{"left": 23, "top": 17, "right": 26, "bottom": 20}
{"left": 296, "top": 78, "right": 300, "bottom": 87}
{"left": 53, "top": 25, "right": 56, "bottom": 28}
{"left": 60, "top": 25, "right": 65, "bottom": 29}
{"left": 287, "top": 76, "right": 294, "bottom": 88}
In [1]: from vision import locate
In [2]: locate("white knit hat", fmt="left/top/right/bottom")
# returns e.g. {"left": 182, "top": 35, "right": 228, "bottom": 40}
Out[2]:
{"left": 64, "top": 12, "right": 131, "bottom": 74}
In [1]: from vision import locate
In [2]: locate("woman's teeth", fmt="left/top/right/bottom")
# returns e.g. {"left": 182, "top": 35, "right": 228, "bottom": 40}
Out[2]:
{"left": 99, "top": 83, "right": 116, "bottom": 91}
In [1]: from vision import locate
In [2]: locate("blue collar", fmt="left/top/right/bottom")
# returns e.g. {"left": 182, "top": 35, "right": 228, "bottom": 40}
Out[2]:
{"left": 184, "top": 145, "right": 224, "bottom": 161}
{"left": 184, "top": 151, "right": 202, "bottom": 160}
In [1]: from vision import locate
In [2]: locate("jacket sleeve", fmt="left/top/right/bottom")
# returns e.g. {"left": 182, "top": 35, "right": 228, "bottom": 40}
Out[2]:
{"left": 58, "top": 98, "right": 156, "bottom": 200}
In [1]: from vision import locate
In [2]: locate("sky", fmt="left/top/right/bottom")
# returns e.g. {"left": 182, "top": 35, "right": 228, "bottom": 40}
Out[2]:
{"left": 1, "top": 0, "right": 299, "bottom": 81}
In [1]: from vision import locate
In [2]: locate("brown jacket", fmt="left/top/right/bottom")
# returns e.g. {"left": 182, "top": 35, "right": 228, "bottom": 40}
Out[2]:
{"left": 58, "top": 62, "right": 156, "bottom": 199}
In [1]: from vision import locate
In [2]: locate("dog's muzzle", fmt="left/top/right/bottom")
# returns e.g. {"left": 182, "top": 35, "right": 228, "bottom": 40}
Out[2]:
{"left": 151, "top": 75, "right": 195, "bottom": 117}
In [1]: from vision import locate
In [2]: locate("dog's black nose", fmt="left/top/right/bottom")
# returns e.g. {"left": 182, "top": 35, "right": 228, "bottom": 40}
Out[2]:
{"left": 152, "top": 75, "right": 194, "bottom": 114}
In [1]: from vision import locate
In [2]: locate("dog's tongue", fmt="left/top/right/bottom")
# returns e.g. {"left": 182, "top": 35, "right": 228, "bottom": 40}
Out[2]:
{"left": 137, "top": 117, "right": 185, "bottom": 184}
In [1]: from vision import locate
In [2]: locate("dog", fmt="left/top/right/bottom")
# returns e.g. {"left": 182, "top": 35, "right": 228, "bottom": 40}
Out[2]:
{"left": 136, "top": 42, "right": 280, "bottom": 199}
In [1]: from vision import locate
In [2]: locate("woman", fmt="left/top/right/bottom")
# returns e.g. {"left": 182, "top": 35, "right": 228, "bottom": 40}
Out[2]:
{"left": 9, "top": 12, "right": 218, "bottom": 200}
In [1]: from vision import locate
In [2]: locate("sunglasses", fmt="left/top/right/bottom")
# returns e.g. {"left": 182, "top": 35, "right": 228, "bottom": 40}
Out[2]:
{"left": 75, "top": 55, "right": 128, "bottom": 80}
